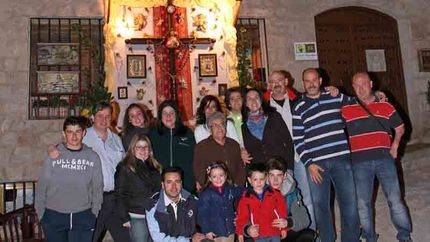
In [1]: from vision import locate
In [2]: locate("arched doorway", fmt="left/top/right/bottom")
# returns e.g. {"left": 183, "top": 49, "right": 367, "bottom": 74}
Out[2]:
{"left": 315, "top": 6, "right": 408, "bottom": 113}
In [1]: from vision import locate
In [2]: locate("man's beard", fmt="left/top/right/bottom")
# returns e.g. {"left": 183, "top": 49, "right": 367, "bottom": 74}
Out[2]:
{"left": 273, "top": 85, "right": 285, "bottom": 95}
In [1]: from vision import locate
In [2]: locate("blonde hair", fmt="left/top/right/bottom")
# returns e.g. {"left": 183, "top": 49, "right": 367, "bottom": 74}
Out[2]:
{"left": 123, "top": 134, "right": 162, "bottom": 173}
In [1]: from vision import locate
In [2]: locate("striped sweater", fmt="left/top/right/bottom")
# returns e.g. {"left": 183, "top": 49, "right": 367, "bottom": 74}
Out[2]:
{"left": 292, "top": 92, "right": 351, "bottom": 166}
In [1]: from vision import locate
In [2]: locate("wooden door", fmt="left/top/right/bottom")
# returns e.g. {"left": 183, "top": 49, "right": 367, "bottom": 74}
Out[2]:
{"left": 315, "top": 6, "right": 408, "bottom": 113}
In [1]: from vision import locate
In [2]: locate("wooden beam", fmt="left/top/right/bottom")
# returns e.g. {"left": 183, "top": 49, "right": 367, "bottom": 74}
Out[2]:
{"left": 125, "top": 38, "right": 165, "bottom": 45}
{"left": 125, "top": 37, "right": 215, "bottom": 45}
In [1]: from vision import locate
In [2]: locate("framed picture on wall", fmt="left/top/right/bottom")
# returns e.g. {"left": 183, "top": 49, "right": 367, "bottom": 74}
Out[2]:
{"left": 218, "top": 84, "right": 227, "bottom": 97}
{"left": 117, "top": 86, "right": 128, "bottom": 99}
{"left": 198, "top": 54, "right": 218, "bottom": 77}
{"left": 127, "top": 55, "right": 146, "bottom": 78}
{"left": 36, "top": 71, "right": 80, "bottom": 94}
{"left": 37, "top": 43, "right": 79, "bottom": 65}
{"left": 418, "top": 49, "right": 430, "bottom": 72}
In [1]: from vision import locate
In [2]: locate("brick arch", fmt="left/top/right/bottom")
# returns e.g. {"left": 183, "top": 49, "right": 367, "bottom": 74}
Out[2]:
{"left": 314, "top": 6, "right": 408, "bottom": 114}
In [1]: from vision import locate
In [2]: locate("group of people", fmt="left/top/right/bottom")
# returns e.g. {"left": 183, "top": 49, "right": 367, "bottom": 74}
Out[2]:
{"left": 35, "top": 67, "right": 413, "bottom": 242}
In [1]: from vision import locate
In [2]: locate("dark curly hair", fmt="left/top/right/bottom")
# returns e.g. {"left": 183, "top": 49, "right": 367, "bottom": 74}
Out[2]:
{"left": 242, "top": 87, "right": 275, "bottom": 121}
{"left": 225, "top": 86, "right": 245, "bottom": 111}
{"left": 196, "top": 95, "right": 222, "bottom": 125}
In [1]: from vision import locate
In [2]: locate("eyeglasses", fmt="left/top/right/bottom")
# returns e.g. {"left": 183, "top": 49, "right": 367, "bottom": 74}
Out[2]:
{"left": 135, "top": 145, "right": 149, "bottom": 150}
{"left": 210, "top": 123, "right": 226, "bottom": 129}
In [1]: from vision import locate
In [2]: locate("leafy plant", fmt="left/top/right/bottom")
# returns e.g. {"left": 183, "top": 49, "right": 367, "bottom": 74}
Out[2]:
{"left": 50, "top": 96, "right": 69, "bottom": 107}
{"left": 73, "top": 25, "right": 113, "bottom": 115}
{"left": 32, "top": 99, "right": 49, "bottom": 108}
{"left": 236, "top": 27, "right": 254, "bottom": 87}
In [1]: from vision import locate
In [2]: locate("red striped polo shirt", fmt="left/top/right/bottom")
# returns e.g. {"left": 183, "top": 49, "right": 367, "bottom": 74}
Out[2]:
{"left": 341, "top": 101, "right": 403, "bottom": 161}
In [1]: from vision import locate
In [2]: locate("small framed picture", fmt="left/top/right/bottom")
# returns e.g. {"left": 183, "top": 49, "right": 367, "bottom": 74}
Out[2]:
{"left": 117, "top": 86, "right": 128, "bottom": 99}
{"left": 418, "top": 49, "right": 430, "bottom": 72}
{"left": 218, "top": 83, "right": 227, "bottom": 97}
{"left": 127, "top": 55, "right": 146, "bottom": 78}
{"left": 198, "top": 54, "right": 218, "bottom": 77}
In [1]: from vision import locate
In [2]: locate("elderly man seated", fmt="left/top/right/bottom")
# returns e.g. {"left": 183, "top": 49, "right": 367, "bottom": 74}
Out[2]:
{"left": 193, "top": 111, "right": 247, "bottom": 190}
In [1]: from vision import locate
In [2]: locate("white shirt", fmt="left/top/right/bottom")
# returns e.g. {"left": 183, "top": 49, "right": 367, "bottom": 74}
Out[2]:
{"left": 194, "top": 121, "right": 242, "bottom": 146}
{"left": 83, "top": 127, "right": 125, "bottom": 192}
{"left": 270, "top": 95, "right": 300, "bottom": 162}
{"left": 270, "top": 95, "right": 293, "bottom": 134}
{"left": 163, "top": 192, "right": 184, "bottom": 220}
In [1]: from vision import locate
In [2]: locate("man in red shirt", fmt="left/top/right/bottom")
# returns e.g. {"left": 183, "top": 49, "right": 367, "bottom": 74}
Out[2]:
{"left": 341, "top": 72, "right": 412, "bottom": 242}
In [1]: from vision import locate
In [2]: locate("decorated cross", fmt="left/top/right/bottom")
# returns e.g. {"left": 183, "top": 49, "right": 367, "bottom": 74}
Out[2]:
{"left": 125, "top": 1, "right": 215, "bottom": 104}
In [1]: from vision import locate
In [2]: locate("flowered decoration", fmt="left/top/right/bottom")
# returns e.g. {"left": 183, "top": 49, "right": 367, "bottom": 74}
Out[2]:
{"left": 192, "top": 14, "right": 207, "bottom": 32}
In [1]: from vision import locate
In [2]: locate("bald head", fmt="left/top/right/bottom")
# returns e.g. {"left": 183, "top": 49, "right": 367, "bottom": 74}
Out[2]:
{"left": 302, "top": 68, "right": 320, "bottom": 80}
{"left": 352, "top": 72, "right": 373, "bottom": 102}
{"left": 352, "top": 72, "right": 371, "bottom": 84}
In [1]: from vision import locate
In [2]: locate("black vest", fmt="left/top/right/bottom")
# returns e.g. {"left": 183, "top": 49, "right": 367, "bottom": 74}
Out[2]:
{"left": 154, "top": 196, "right": 197, "bottom": 238}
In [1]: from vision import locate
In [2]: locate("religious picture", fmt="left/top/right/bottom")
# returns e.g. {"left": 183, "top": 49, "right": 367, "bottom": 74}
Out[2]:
{"left": 198, "top": 54, "right": 218, "bottom": 77}
{"left": 218, "top": 83, "right": 227, "bottom": 97}
{"left": 418, "top": 49, "right": 430, "bottom": 72}
{"left": 127, "top": 55, "right": 146, "bottom": 78}
{"left": 117, "top": 86, "right": 128, "bottom": 99}
{"left": 37, "top": 43, "right": 79, "bottom": 65}
{"left": 37, "top": 71, "right": 79, "bottom": 94}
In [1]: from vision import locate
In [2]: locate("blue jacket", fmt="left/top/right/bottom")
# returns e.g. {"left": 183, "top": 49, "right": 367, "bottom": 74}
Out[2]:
{"left": 197, "top": 185, "right": 243, "bottom": 237}
{"left": 147, "top": 189, "right": 197, "bottom": 242}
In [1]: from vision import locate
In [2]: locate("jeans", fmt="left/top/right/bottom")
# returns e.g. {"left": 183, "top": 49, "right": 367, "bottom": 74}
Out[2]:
{"left": 352, "top": 157, "right": 412, "bottom": 242}
{"left": 294, "top": 161, "right": 316, "bottom": 230}
{"left": 41, "top": 208, "right": 96, "bottom": 242}
{"left": 307, "top": 159, "right": 360, "bottom": 242}
{"left": 130, "top": 216, "right": 150, "bottom": 242}
{"left": 255, "top": 236, "right": 280, "bottom": 242}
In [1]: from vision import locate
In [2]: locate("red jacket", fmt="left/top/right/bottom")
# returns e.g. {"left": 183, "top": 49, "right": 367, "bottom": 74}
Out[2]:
{"left": 236, "top": 187, "right": 287, "bottom": 237}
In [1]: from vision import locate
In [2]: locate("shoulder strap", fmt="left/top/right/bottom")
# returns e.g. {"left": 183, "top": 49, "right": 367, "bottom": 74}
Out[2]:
{"left": 356, "top": 98, "right": 392, "bottom": 136}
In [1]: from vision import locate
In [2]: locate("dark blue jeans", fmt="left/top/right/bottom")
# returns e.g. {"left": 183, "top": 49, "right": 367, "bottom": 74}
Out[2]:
{"left": 255, "top": 236, "right": 280, "bottom": 242}
{"left": 307, "top": 159, "right": 360, "bottom": 242}
{"left": 41, "top": 208, "right": 96, "bottom": 242}
{"left": 352, "top": 157, "right": 412, "bottom": 242}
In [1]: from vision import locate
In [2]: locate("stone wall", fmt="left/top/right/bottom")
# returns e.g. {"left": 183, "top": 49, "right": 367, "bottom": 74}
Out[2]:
{"left": 0, "top": 0, "right": 103, "bottom": 181}
{"left": 239, "top": 0, "right": 430, "bottom": 143}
